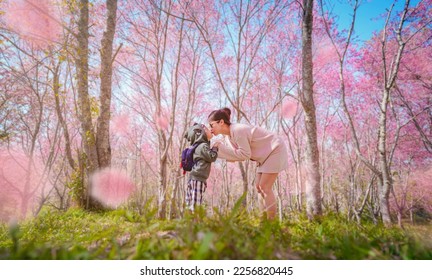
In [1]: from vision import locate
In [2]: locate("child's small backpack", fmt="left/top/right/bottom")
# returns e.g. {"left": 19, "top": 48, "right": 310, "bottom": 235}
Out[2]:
{"left": 180, "top": 143, "right": 201, "bottom": 174}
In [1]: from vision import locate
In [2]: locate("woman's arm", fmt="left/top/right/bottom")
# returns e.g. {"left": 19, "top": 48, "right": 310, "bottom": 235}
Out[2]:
{"left": 217, "top": 126, "right": 252, "bottom": 161}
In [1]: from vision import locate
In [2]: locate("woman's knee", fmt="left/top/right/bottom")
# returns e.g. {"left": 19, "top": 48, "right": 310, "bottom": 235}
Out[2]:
{"left": 255, "top": 184, "right": 264, "bottom": 195}
{"left": 256, "top": 184, "right": 274, "bottom": 197}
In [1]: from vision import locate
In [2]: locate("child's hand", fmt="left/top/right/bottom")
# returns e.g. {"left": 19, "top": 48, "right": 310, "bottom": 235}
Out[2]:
{"left": 211, "top": 134, "right": 224, "bottom": 148}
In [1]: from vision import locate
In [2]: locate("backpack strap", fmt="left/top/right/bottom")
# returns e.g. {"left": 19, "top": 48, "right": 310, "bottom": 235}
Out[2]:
{"left": 189, "top": 142, "right": 204, "bottom": 164}
{"left": 191, "top": 142, "right": 201, "bottom": 151}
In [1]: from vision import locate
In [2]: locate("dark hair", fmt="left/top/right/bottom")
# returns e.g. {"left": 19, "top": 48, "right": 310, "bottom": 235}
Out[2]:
{"left": 208, "top": 107, "right": 231, "bottom": 125}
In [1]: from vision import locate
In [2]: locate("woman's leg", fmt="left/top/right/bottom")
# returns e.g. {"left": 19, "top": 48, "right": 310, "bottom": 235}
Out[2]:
{"left": 255, "top": 173, "right": 264, "bottom": 211}
{"left": 256, "top": 172, "right": 278, "bottom": 219}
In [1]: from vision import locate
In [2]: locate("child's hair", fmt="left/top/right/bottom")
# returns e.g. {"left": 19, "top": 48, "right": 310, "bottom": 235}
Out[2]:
{"left": 208, "top": 107, "right": 231, "bottom": 125}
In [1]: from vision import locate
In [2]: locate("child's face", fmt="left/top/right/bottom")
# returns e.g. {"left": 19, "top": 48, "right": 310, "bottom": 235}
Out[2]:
{"left": 201, "top": 124, "right": 212, "bottom": 140}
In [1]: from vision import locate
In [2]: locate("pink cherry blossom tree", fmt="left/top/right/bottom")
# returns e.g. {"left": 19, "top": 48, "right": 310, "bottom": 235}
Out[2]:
{"left": 319, "top": 0, "right": 432, "bottom": 225}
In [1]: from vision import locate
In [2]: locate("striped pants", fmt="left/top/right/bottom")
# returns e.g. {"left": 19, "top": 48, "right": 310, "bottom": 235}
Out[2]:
{"left": 185, "top": 179, "right": 207, "bottom": 211}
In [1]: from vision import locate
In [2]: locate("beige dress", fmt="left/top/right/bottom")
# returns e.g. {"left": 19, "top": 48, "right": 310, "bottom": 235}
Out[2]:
{"left": 217, "top": 123, "right": 288, "bottom": 173}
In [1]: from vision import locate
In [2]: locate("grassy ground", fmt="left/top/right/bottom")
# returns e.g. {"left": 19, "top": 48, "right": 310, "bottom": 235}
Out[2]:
{"left": 0, "top": 207, "right": 431, "bottom": 260}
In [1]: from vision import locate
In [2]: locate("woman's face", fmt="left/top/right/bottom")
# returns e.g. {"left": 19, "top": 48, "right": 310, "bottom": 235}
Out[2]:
{"left": 208, "top": 120, "right": 221, "bottom": 135}
{"left": 202, "top": 124, "right": 212, "bottom": 139}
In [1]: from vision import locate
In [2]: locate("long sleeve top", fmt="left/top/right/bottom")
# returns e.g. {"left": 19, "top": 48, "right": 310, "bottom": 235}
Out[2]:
{"left": 217, "top": 123, "right": 286, "bottom": 167}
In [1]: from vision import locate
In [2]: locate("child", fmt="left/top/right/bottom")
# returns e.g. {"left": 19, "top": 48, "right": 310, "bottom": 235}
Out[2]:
{"left": 183, "top": 123, "right": 218, "bottom": 211}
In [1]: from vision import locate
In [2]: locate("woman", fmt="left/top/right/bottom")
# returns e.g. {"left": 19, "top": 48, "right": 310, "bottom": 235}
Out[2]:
{"left": 208, "top": 108, "right": 288, "bottom": 219}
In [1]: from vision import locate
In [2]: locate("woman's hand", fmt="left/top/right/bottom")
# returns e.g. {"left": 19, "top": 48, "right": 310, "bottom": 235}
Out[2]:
{"left": 210, "top": 134, "right": 224, "bottom": 149}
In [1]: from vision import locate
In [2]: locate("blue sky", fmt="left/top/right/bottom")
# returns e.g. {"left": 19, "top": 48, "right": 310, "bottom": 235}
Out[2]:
{"left": 332, "top": 0, "right": 420, "bottom": 42}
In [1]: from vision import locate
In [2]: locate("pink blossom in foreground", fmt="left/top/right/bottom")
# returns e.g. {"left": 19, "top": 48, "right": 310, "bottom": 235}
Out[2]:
{"left": 3, "top": 0, "right": 62, "bottom": 48}
{"left": 0, "top": 149, "right": 46, "bottom": 222}
{"left": 91, "top": 168, "right": 136, "bottom": 208}
{"left": 282, "top": 100, "right": 298, "bottom": 119}
{"left": 154, "top": 113, "right": 169, "bottom": 131}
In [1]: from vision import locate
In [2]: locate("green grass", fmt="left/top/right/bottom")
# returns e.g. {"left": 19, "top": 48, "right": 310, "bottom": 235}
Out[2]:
{"left": 0, "top": 207, "right": 431, "bottom": 260}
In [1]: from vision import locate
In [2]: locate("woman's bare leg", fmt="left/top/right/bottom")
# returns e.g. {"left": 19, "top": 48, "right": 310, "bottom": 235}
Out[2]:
{"left": 256, "top": 172, "right": 278, "bottom": 219}
{"left": 255, "top": 173, "right": 265, "bottom": 212}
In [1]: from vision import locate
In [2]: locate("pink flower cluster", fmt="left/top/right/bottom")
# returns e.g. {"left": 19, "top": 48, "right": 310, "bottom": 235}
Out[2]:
{"left": 282, "top": 100, "right": 298, "bottom": 119}
{"left": 0, "top": 149, "right": 46, "bottom": 222}
{"left": 3, "top": 0, "right": 62, "bottom": 48}
{"left": 90, "top": 168, "right": 136, "bottom": 208}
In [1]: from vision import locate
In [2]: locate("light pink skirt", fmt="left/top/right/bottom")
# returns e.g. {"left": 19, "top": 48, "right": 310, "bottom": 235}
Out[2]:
{"left": 256, "top": 138, "right": 288, "bottom": 173}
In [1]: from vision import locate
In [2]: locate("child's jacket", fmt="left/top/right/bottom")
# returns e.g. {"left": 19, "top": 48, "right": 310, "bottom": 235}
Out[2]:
{"left": 184, "top": 124, "right": 218, "bottom": 182}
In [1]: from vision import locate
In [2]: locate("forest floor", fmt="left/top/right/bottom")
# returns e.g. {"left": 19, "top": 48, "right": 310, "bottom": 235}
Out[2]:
{"left": 0, "top": 207, "right": 431, "bottom": 260}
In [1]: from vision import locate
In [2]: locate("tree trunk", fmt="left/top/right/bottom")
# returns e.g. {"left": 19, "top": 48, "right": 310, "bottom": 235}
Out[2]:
{"left": 53, "top": 63, "right": 76, "bottom": 170}
{"left": 378, "top": 88, "right": 393, "bottom": 225}
{"left": 376, "top": 0, "right": 409, "bottom": 225}
{"left": 77, "top": 0, "right": 100, "bottom": 209}
{"left": 301, "top": 0, "right": 322, "bottom": 219}
{"left": 158, "top": 155, "right": 168, "bottom": 219}
{"left": 96, "top": 0, "right": 118, "bottom": 168}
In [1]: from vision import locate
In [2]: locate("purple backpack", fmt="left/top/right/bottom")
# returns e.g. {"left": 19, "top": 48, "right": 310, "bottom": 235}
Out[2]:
{"left": 180, "top": 143, "right": 200, "bottom": 174}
